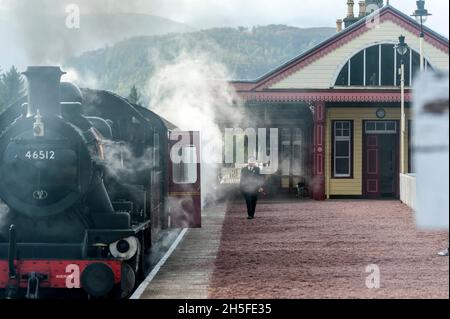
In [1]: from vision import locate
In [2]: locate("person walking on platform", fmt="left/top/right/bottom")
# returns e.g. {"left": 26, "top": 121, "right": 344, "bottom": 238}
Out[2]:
{"left": 240, "top": 157, "right": 264, "bottom": 220}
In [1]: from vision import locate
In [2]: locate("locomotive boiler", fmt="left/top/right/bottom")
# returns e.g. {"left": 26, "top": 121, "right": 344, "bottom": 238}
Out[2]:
{"left": 0, "top": 66, "right": 201, "bottom": 298}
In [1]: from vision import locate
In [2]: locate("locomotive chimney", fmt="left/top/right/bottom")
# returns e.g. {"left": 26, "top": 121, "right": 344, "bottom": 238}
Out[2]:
{"left": 22, "top": 66, "right": 65, "bottom": 117}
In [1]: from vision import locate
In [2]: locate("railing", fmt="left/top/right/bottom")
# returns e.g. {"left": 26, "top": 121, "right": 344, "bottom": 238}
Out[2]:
{"left": 400, "top": 173, "right": 416, "bottom": 210}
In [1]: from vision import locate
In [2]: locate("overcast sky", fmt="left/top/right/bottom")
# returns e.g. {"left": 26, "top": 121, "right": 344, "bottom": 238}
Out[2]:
{"left": 0, "top": 0, "right": 448, "bottom": 70}
{"left": 146, "top": 0, "right": 449, "bottom": 36}
{"left": 0, "top": 0, "right": 448, "bottom": 36}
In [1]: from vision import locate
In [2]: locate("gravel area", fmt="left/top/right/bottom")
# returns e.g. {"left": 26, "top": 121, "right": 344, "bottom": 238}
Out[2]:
{"left": 208, "top": 199, "right": 449, "bottom": 299}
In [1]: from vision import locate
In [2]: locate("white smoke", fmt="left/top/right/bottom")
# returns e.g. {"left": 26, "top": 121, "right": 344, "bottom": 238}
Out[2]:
{"left": 102, "top": 142, "right": 155, "bottom": 180}
{"left": 0, "top": 200, "right": 9, "bottom": 232}
{"left": 147, "top": 50, "right": 244, "bottom": 206}
{"left": 62, "top": 68, "right": 99, "bottom": 89}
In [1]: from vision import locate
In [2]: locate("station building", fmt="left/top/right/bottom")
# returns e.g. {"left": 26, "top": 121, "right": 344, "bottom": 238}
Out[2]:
{"left": 225, "top": 1, "right": 449, "bottom": 200}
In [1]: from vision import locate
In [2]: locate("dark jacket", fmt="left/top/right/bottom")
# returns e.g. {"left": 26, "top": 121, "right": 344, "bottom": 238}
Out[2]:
{"left": 240, "top": 166, "right": 263, "bottom": 194}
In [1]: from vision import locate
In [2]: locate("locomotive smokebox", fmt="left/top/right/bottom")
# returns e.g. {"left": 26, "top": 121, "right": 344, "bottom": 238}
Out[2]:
{"left": 22, "top": 66, "right": 66, "bottom": 117}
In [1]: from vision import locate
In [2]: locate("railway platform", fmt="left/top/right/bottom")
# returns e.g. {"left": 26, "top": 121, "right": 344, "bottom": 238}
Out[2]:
{"left": 132, "top": 204, "right": 226, "bottom": 299}
{"left": 135, "top": 199, "right": 449, "bottom": 299}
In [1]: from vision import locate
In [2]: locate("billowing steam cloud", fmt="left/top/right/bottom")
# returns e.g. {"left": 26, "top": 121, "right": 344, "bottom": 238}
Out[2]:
{"left": 0, "top": 200, "right": 9, "bottom": 235}
{"left": 102, "top": 142, "right": 155, "bottom": 180}
{"left": 62, "top": 68, "right": 100, "bottom": 90}
{"left": 4, "top": 0, "right": 246, "bottom": 208}
{"left": 147, "top": 50, "right": 244, "bottom": 206}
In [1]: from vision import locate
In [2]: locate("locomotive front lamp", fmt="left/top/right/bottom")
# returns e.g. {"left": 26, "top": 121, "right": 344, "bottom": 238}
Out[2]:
{"left": 33, "top": 110, "right": 45, "bottom": 137}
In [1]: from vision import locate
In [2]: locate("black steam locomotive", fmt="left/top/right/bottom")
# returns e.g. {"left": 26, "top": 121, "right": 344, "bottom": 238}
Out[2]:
{"left": 0, "top": 66, "right": 201, "bottom": 298}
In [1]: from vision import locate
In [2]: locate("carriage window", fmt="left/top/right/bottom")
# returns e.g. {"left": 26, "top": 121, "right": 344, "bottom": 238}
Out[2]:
{"left": 173, "top": 146, "right": 198, "bottom": 184}
{"left": 333, "top": 121, "right": 353, "bottom": 178}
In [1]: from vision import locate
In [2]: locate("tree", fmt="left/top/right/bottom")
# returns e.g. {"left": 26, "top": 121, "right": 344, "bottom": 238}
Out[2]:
{"left": 0, "top": 66, "right": 25, "bottom": 110}
{"left": 127, "top": 85, "right": 142, "bottom": 105}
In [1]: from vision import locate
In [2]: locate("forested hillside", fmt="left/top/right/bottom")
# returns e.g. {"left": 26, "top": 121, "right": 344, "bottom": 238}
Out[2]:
{"left": 0, "top": 12, "right": 195, "bottom": 70}
{"left": 66, "top": 25, "right": 335, "bottom": 96}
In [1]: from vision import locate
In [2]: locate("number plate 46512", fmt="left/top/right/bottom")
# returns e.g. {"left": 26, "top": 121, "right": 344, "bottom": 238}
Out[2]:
{"left": 25, "top": 150, "right": 56, "bottom": 160}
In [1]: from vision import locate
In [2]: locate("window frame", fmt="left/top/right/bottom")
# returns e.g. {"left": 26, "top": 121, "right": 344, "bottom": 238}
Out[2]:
{"left": 280, "top": 127, "right": 292, "bottom": 176}
{"left": 332, "top": 120, "right": 354, "bottom": 179}
{"left": 172, "top": 145, "right": 198, "bottom": 184}
{"left": 365, "top": 121, "right": 397, "bottom": 134}
{"left": 334, "top": 44, "right": 433, "bottom": 88}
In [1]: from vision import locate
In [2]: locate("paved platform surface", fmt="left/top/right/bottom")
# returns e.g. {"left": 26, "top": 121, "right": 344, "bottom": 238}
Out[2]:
{"left": 140, "top": 199, "right": 448, "bottom": 299}
{"left": 209, "top": 199, "right": 449, "bottom": 299}
{"left": 139, "top": 204, "right": 226, "bottom": 299}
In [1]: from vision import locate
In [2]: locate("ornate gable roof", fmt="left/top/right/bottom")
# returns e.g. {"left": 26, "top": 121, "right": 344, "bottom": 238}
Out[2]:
{"left": 231, "top": 5, "right": 449, "bottom": 94}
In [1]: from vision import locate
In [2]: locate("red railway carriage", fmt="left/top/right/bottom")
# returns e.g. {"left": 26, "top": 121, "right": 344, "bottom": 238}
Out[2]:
{"left": 0, "top": 66, "right": 201, "bottom": 298}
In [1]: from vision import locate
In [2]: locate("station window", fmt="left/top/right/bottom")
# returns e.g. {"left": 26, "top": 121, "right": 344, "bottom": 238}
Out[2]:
{"left": 335, "top": 44, "right": 433, "bottom": 88}
{"left": 333, "top": 121, "right": 353, "bottom": 178}
{"left": 280, "top": 128, "right": 291, "bottom": 176}
{"left": 350, "top": 51, "right": 364, "bottom": 86}
{"left": 381, "top": 44, "right": 395, "bottom": 86}
{"left": 335, "top": 62, "right": 349, "bottom": 86}
{"left": 173, "top": 146, "right": 198, "bottom": 184}
{"left": 292, "top": 128, "right": 304, "bottom": 176}
{"left": 365, "top": 121, "right": 397, "bottom": 134}
{"left": 366, "top": 45, "right": 380, "bottom": 86}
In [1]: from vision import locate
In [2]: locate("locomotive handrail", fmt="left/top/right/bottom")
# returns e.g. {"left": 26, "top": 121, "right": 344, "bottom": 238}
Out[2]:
{"left": 8, "top": 225, "right": 16, "bottom": 279}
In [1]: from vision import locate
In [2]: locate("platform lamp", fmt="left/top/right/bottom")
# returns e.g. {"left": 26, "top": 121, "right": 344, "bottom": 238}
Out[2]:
{"left": 395, "top": 35, "right": 409, "bottom": 175}
{"left": 411, "top": 0, "right": 432, "bottom": 70}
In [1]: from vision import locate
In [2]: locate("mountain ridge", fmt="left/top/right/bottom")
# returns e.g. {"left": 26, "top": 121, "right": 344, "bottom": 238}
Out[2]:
{"left": 0, "top": 12, "right": 196, "bottom": 69}
{"left": 66, "top": 25, "right": 336, "bottom": 96}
